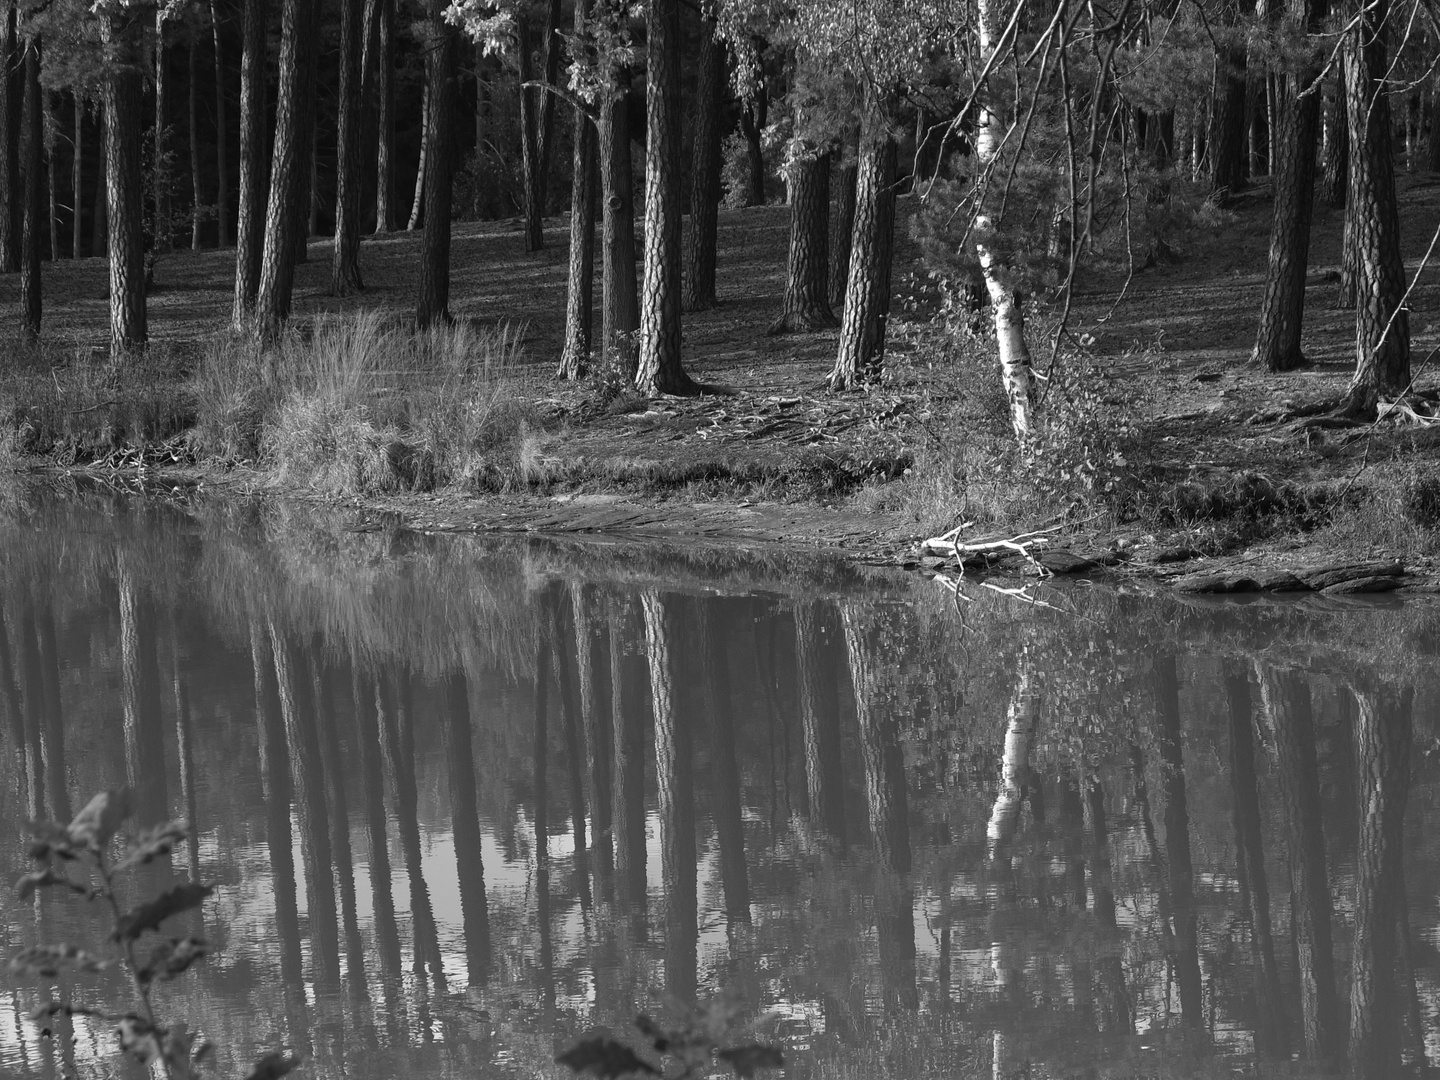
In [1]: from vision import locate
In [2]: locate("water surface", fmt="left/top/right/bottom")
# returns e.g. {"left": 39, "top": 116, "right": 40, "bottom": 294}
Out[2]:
{"left": 0, "top": 492, "right": 1435, "bottom": 1079}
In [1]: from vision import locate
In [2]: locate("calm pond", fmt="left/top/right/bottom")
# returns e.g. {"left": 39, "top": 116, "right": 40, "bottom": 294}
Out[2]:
{"left": 0, "top": 492, "right": 1435, "bottom": 1079}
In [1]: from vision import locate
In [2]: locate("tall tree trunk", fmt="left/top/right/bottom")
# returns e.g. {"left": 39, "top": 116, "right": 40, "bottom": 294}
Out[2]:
{"left": 973, "top": 0, "right": 1034, "bottom": 433}
{"left": 211, "top": 0, "right": 229, "bottom": 247}
{"left": 826, "top": 116, "right": 895, "bottom": 390}
{"left": 332, "top": 0, "right": 364, "bottom": 294}
{"left": 843, "top": 603, "right": 916, "bottom": 1012}
{"left": 311, "top": 646, "right": 361, "bottom": 993}
{"left": 695, "top": 602, "right": 749, "bottom": 925}
{"left": 1342, "top": 18, "right": 1409, "bottom": 414}
{"left": 443, "top": 669, "right": 492, "bottom": 986}
{"left": 1348, "top": 685, "right": 1411, "bottom": 1080}
{"left": 739, "top": 84, "right": 766, "bottom": 206}
{"left": 572, "top": 586, "right": 613, "bottom": 886}
{"left": 644, "top": 591, "right": 698, "bottom": 1004}
{"left": 293, "top": 0, "right": 318, "bottom": 267}
{"left": 634, "top": 0, "right": 698, "bottom": 396}
{"left": 795, "top": 599, "right": 846, "bottom": 847}
{"left": 1320, "top": 74, "right": 1347, "bottom": 208}
{"left": 770, "top": 146, "right": 834, "bottom": 333}
{"left": 559, "top": 28, "right": 597, "bottom": 382}
{"left": 189, "top": 33, "right": 203, "bottom": 249}
{"left": 598, "top": 65, "right": 639, "bottom": 373}
{"left": 683, "top": 11, "right": 723, "bottom": 312}
{"left": 609, "top": 597, "right": 647, "bottom": 913}
{"left": 271, "top": 629, "right": 340, "bottom": 989}
{"left": 71, "top": 93, "right": 81, "bottom": 259}
{"left": 416, "top": 0, "right": 456, "bottom": 328}
{"left": 91, "top": 105, "right": 105, "bottom": 256}
{"left": 102, "top": 6, "right": 148, "bottom": 351}
{"left": 1154, "top": 654, "right": 1203, "bottom": 1027}
{"left": 0, "top": 0, "right": 17, "bottom": 273}
{"left": 829, "top": 151, "right": 857, "bottom": 311}
{"left": 1226, "top": 666, "right": 1288, "bottom": 1059}
{"left": 253, "top": 0, "right": 316, "bottom": 330}
{"left": 407, "top": 79, "right": 427, "bottom": 230}
{"left": 118, "top": 561, "right": 168, "bottom": 825}
{"left": 19, "top": 33, "right": 40, "bottom": 336}
{"left": 250, "top": 622, "right": 304, "bottom": 989}
{"left": 1252, "top": 0, "right": 1327, "bottom": 372}
{"left": 516, "top": 0, "right": 561, "bottom": 252}
{"left": 231, "top": 0, "right": 267, "bottom": 326}
{"left": 373, "top": 0, "right": 394, "bottom": 232}
{"left": 45, "top": 90, "right": 57, "bottom": 261}
{"left": 153, "top": 10, "right": 170, "bottom": 257}
{"left": 1257, "top": 666, "right": 1341, "bottom": 1060}
{"left": 1427, "top": 81, "right": 1440, "bottom": 173}
{"left": 353, "top": 666, "right": 403, "bottom": 1039}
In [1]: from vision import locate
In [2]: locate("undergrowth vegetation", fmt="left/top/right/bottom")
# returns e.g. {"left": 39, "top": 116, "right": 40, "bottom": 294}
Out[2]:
{"left": 192, "top": 312, "right": 539, "bottom": 493}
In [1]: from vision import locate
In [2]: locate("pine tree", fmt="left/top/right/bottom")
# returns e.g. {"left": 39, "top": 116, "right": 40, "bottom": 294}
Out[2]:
{"left": 101, "top": 4, "right": 147, "bottom": 351}
{"left": 415, "top": 0, "right": 457, "bottom": 328}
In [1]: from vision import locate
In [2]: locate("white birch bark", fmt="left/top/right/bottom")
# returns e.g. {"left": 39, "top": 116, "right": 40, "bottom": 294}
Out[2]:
{"left": 975, "top": 0, "right": 1036, "bottom": 438}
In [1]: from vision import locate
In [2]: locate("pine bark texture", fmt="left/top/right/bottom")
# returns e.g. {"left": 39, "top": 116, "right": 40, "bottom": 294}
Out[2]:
{"left": 374, "top": 0, "right": 395, "bottom": 232}
{"left": 598, "top": 67, "right": 639, "bottom": 373}
{"left": 415, "top": 0, "right": 456, "bottom": 328}
{"left": 254, "top": 0, "right": 316, "bottom": 330}
{"left": 20, "top": 35, "right": 40, "bottom": 337}
{"left": 770, "top": 147, "right": 835, "bottom": 333}
{"left": 231, "top": 0, "right": 268, "bottom": 326}
{"left": 1252, "top": 0, "right": 1326, "bottom": 372}
{"left": 102, "top": 9, "right": 148, "bottom": 351}
{"left": 154, "top": 11, "right": 170, "bottom": 256}
{"left": 0, "top": 0, "right": 16, "bottom": 273}
{"left": 634, "top": 0, "right": 698, "bottom": 395}
{"left": 1342, "top": 17, "right": 1409, "bottom": 412}
{"left": 683, "top": 12, "right": 723, "bottom": 313}
{"left": 559, "top": 105, "right": 597, "bottom": 377}
{"left": 211, "top": 0, "right": 229, "bottom": 247}
{"left": 1320, "top": 77, "right": 1347, "bottom": 208}
{"left": 189, "top": 36, "right": 203, "bottom": 249}
{"left": 1348, "top": 687, "right": 1411, "bottom": 1080}
{"left": 71, "top": 96, "right": 81, "bottom": 260}
{"left": 517, "top": 0, "right": 561, "bottom": 252}
{"left": 332, "top": 0, "right": 365, "bottom": 294}
{"left": 740, "top": 86, "right": 766, "bottom": 206}
{"left": 827, "top": 125, "right": 895, "bottom": 390}
{"left": 829, "top": 155, "right": 856, "bottom": 310}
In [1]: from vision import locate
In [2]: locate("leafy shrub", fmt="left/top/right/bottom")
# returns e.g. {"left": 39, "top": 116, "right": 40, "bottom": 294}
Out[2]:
{"left": 556, "top": 1006, "right": 783, "bottom": 1080}
{"left": 11, "top": 788, "right": 297, "bottom": 1080}
{"left": 1401, "top": 469, "right": 1440, "bottom": 529}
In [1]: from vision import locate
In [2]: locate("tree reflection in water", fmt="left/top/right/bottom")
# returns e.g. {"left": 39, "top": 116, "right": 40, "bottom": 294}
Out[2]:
{"left": 0, "top": 493, "right": 1435, "bottom": 1080}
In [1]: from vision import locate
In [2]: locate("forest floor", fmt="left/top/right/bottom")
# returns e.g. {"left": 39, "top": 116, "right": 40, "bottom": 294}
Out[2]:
{"left": 4, "top": 173, "right": 1440, "bottom": 590}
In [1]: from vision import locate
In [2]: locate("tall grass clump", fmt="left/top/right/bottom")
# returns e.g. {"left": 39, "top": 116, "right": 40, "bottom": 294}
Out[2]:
{"left": 1, "top": 336, "right": 192, "bottom": 462}
{"left": 192, "top": 312, "right": 537, "bottom": 494}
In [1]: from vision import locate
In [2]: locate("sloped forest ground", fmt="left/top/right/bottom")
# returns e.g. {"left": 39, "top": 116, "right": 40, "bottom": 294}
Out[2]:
{"left": 3, "top": 174, "right": 1440, "bottom": 589}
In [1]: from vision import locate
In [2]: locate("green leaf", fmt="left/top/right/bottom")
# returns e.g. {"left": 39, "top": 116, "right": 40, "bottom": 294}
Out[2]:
{"left": 66, "top": 789, "right": 134, "bottom": 851}
{"left": 112, "top": 884, "right": 213, "bottom": 941}
{"left": 136, "top": 937, "right": 208, "bottom": 984}
{"left": 243, "top": 1050, "right": 302, "bottom": 1080}
{"left": 11, "top": 944, "right": 112, "bottom": 978}
{"left": 114, "top": 822, "right": 189, "bottom": 872}
{"left": 716, "top": 1045, "right": 785, "bottom": 1078}
{"left": 555, "top": 1037, "right": 660, "bottom": 1078}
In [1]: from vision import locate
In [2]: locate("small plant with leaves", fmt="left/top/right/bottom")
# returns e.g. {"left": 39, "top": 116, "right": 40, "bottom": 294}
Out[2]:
{"left": 556, "top": 1005, "right": 784, "bottom": 1080}
{"left": 11, "top": 787, "right": 300, "bottom": 1080}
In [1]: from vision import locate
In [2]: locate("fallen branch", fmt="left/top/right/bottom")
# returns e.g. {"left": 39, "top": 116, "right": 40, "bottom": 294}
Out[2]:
{"left": 919, "top": 525, "right": 1064, "bottom": 579}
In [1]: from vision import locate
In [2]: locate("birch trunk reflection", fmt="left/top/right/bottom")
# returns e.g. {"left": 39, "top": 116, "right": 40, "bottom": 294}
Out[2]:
{"left": 120, "top": 563, "right": 168, "bottom": 825}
